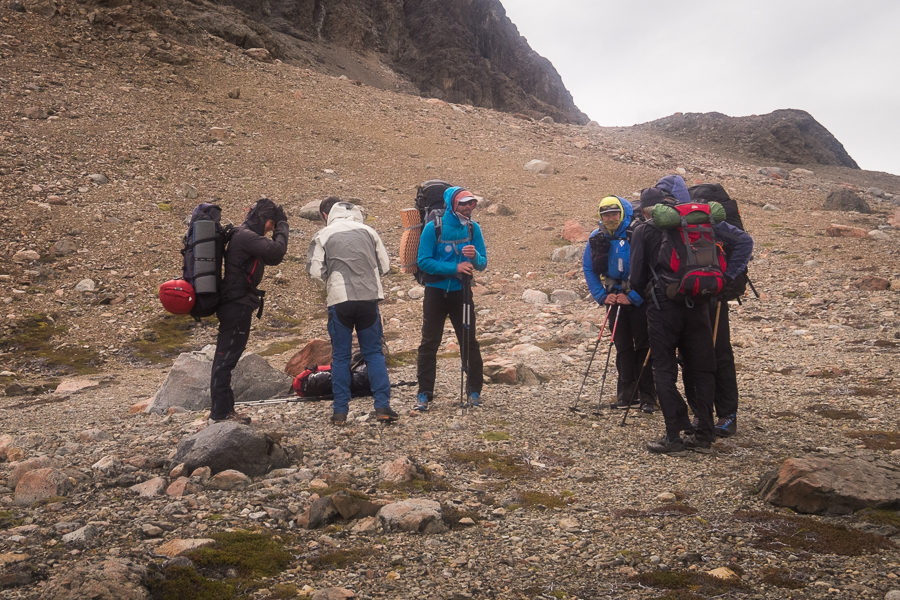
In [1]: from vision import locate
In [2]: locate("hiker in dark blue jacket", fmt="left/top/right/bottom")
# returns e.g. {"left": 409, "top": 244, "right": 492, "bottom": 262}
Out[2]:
{"left": 583, "top": 195, "right": 655, "bottom": 412}
{"left": 414, "top": 186, "right": 487, "bottom": 412}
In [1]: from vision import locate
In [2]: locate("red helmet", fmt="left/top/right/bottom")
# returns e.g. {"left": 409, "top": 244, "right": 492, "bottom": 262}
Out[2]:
{"left": 159, "top": 279, "right": 195, "bottom": 314}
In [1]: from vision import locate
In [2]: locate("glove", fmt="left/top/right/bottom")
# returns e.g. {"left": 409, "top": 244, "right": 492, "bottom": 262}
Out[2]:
{"left": 274, "top": 205, "right": 287, "bottom": 224}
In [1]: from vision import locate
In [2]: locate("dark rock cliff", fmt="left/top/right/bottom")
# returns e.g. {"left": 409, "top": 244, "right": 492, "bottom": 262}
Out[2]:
{"left": 637, "top": 109, "right": 859, "bottom": 168}
{"left": 168, "top": 0, "right": 587, "bottom": 124}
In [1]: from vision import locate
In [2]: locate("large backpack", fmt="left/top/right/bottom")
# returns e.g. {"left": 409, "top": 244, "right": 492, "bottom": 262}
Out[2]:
{"left": 688, "top": 184, "right": 749, "bottom": 300}
{"left": 290, "top": 355, "right": 371, "bottom": 400}
{"left": 588, "top": 221, "right": 637, "bottom": 291}
{"left": 181, "top": 203, "right": 233, "bottom": 319}
{"left": 402, "top": 180, "right": 473, "bottom": 285}
{"left": 654, "top": 202, "right": 727, "bottom": 303}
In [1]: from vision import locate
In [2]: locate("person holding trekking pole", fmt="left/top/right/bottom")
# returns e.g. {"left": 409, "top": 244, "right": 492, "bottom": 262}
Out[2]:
{"left": 307, "top": 196, "right": 397, "bottom": 426}
{"left": 583, "top": 196, "right": 656, "bottom": 413}
{"left": 414, "top": 186, "right": 487, "bottom": 412}
{"left": 209, "top": 198, "right": 288, "bottom": 425}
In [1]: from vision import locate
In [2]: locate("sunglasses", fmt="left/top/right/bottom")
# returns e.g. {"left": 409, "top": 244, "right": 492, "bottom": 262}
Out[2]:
{"left": 457, "top": 198, "right": 477, "bottom": 206}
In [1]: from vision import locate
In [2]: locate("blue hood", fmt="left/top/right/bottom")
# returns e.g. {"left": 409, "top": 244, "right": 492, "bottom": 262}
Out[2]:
{"left": 598, "top": 195, "right": 634, "bottom": 238}
{"left": 655, "top": 175, "right": 691, "bottom": 205}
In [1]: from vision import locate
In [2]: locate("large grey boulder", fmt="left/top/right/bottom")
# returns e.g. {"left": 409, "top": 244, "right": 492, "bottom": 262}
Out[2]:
{"left": 148, "top": 348, "right": 291, "bottom": 413}
{"left": 172, "top": 422, "right": 290, "bottom": 477}
{"left": 760, "top": 455, "right": 900, "bottom": 515}
{"left": 377, "top": 498, "right": 446, "bottom": 533}
{"left": 824, "top": 189, "right": 872, "bottom": 213}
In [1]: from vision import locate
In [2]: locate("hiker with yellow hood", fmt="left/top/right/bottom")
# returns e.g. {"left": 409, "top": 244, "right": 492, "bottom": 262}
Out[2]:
{"left": 582, "top": 195, "right": 656, "bottom": 413}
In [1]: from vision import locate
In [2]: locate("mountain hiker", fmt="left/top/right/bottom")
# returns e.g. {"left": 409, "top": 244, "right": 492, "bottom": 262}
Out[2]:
{"left": 414, "top": 186, "right": 487, "bottom": 412}
{"left": 306, "top": 197, "right": 396, "bottom": 425}
{"left": 209, "top": 197, "right": 288, "bottom": 424}
{"left": 684, "top": 183, "right": 754, "bottom": 437}
{"left": 582, "top": 195, "right": 656, "bottom": 412}
{"left": 629, "top": 186, "right": 718, "bottom": 454}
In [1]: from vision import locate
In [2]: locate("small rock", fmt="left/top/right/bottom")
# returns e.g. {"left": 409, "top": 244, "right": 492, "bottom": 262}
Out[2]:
{"left": 868, "top": 230, "right": 890, "bottom": 241}
{"left": 13, "top": 250, "right": 40, "bottom": 263}
{"left": 825, "top": 224, "right": 867, "bottom": 238}
{"left": 523, "top": 159, "right": 554, "bottom": 175}
{"left": 155, "top": 538, "right": 215, "bottom": 558}
{"left": 130, "top": 477, "right": 167, "bottom": 497}
{"left": 87, "top": 173, "right": 109, "bottom": 185}
{"left": 522, "top": 289, "right": 549, "bottom": 305}
{"left": 74, "top": 279, "right": 96, "bottom": 292}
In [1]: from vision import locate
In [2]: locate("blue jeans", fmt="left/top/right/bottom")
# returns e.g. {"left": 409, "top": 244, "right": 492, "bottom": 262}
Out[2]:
{"left": 327, "top": 301, "right": 391, "bottom": 415}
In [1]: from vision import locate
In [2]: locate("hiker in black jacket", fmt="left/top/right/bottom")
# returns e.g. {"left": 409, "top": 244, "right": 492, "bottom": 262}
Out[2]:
{"left": 209, "top": 198, "right": 289, "bottom": 424}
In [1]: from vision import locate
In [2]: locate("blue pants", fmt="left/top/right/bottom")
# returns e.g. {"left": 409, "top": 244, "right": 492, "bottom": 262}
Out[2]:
{"left": 327, "top": 301, "right": 391, "bottom": 415}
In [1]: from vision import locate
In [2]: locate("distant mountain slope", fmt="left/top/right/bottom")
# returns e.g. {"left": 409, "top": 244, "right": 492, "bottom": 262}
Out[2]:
{"left": 636, "top": 109, "right": 859, "bottom": 168}
{"left": 144, "top": 0, "right": 588, "bottom": 124}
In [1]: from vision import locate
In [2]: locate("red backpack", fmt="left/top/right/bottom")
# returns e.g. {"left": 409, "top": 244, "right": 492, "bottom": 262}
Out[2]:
{"left": 656, "top": 203, "right": 726, "bottom": 303}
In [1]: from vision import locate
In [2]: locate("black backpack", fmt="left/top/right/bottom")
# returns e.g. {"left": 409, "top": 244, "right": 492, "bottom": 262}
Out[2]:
{"left": 181, "top": 203, "right": 233, "bottom": 319}
{"left": 412, "top": 180, "right": 472, "bottom": 285}
{"left": 688, "top": 184, "right": 748, "bottom": 300}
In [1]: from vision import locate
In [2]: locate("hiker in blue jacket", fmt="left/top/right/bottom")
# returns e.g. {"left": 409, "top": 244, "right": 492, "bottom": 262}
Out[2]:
{"left": 583, "top": 195, "right": 656, "bottom": 412}
{"left": 414, "top": 186, "right": 487, "bottom": 412}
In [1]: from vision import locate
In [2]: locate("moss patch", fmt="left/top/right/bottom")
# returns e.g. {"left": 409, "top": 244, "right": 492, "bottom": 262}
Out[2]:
{"left": 307, "top": 546, "right": 376, "bottom": 570}
{"left": 632, "top": 569, "right": 747, "bottom": 595}
{"left": 448, "top": 450, "right": 532, "bottom": 479}
{"left": 856, "top": 508, "right": 900, "bottom": 529}
{"left": 0, "top": 510, "right": 23, "bottom": 530}
{"left": 0, "top": 313, "right": 102, "bottom": 374}
{"left": 847, "top": 430, "right": 900, "bottom": 451}
{"left": 147, "top": 564, "right": 235, "bottom": 600}
{"left": 479, "top": 430, "right": 510, "bottom": 441}
{"left": 735, "top": 510, "right": 894, "bottom": 555}
{"left": 441, "top": 502, "right": 481, "bottom": 529}
{"left": 266, "top": 583, "right": 300, "bottom": 598}
{"left": 385, "top": 349, "right": 417, "bottom": 368}
{"left": 811, "top": 404, "right": 863, "bottom": 420}
{"left": 258, "top": 338, "right": 303, "bottom": 357}
{"left": 129, "top": 315, "right": 196, "bottom": 364}
{"left": 615, "top": 503, "right": 698, "bottom": 518}
{"left": 759, "top": 566, "right": 807, "bottom": 589}
{"left": 186, "top": 530, "right": 293, "bottom": 578}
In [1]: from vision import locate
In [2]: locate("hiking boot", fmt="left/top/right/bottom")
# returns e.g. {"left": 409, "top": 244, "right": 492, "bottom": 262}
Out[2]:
{"left": 209, "top": 410, "right": 251, "bottom": 425}
{"left": 715, "top": 414, "right": 737, "bottom": 437}
{"left": 640, "top": 400, "right": 656, "bottom": 414}
{"left": 646, "top": 435, "right": 687, "bottom": 456}
{"left": 375, "top": 407, "right": 399, "bottom": 423}
{"left": 683, "top": 434, "right": 714, "bottom": 454}
{"left": 413, "top": 393, "right": 429, "bottom": 412}
{"left": 467, "top": 392, "right": 482, "bottom": 407}
{"left": 330, "top": 413, "right": 347, "bottom": 426}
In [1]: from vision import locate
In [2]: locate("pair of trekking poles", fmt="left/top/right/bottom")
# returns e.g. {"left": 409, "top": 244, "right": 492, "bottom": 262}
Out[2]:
{"left": 459, "top": 274, "right": 474, "bottom": 414}
{"left": 569, "top": 303, "right": 652, "bottom": 426}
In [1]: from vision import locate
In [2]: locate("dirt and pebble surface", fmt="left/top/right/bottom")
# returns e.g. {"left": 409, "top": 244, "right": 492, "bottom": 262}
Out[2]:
{"left": 2, "top": 3, "right": 900, "bottom": 599}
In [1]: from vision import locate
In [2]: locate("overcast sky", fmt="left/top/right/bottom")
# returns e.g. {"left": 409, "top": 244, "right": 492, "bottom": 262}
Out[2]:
{"left": 500, "top": 0, "right": 900, "bottom": 175}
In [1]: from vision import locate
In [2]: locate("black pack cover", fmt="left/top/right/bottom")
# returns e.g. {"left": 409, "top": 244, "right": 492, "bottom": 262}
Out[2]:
{"left": 291, "top": 357, "right": 371, "bottom": 400}
{"left": 181, "top": 203, "right": 232, "bottom": 319}
{"left": 412, "top": 180, "right": 452, "bottom": 285}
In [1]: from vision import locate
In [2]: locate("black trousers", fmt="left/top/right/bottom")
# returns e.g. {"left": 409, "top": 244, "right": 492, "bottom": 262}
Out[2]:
{"left": 683, "top": 300, "right": 738, "bottom": 418}
{"left": 417, "top": 285, "right": 483, "bottom": 397}
{"left": 647, "top": 297, "right": 716, "bottom": 442}
{"left": 609, "top": 303, "right": 655, "bottom": 403}
{"left": 210, "top": 302, "right": 253, "bottom": 419}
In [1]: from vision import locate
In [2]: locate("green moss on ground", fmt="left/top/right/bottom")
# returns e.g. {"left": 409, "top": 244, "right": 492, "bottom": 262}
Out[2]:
{"left": 759, "top": 566, "right": 807, "bottom": 589}
{"left": 307, "top": 547, "right": 376, "bottom": 570}
{"left": 506, "top": 490, "right": 568, "bottom": 511}
{"left": 735, "top": 510, "right": 894, "bottom": 555}
{"left": 0, "top": 510, "right": 23, "bottom": 530}
{"left": 479, "top": 430, "right": 510, "bottom": 441}
{"left": 847, "top": 430, "right": 900, "bottom": 451}
{"left": 129, "top": 315, "right": 196, "bottom": 363}
{"left": 0, "top": 313, "right": 102, "bottom": 374}
{"left": 146, "top": 565, "right": 235, "bottom": 600}
{"left": 448, "top": 450, "right": 532, "bottom": 479}
{"left": 186, "top": 530, "right": 293, "bottom": 578}
{"left": 632, "top": 569, "right": 747, "bottom": 596}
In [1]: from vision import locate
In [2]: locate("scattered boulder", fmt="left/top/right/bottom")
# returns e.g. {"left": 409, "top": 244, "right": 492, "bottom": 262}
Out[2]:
{"left": 172, "top": 421, "right": 290, "bottom": 476}
{"left": 523, "top": 159, "right": 554, "bottom": 175}
{"left": 380, "top": 457, "right": 419, "bottom": 483}
{"left": 482, "top": 358, "right": 543, "bottom": 385}
{"left": 330, "top": 491, "right": 384, "bottom": 521}
{"left": 311, "top": 588, "right": 356, "bottom": 600}
{"left": 758, "top": 166, "right": 789, "bottom": 179}
{"left": 8, "top": 456, "right": 53, "bottom": 488}
{"left": 484, "top": 203, "right": 513, "bottom": 216}
{"left": 74, "top": 278, "right": 96, "bottom": 292}
{"left": 300, "top": 200, "right": 324, "bottom": 221}
{"left": 759, "top": 455, "right": 900, "bottom": 514}
{"left": 868, "top": 230, "right": 891, "bottom": 241}
{"left": 129, "top": 477, "right": 167, "bottom": 497}
{"left": 155, "top": 538, "right": 215, "bottom": 558}
{"left": 37, "top": 558, "right": 148, "bottom": 600}
{"left": 148, "top": 349, "right": 291, "bottom": 413}
{"left": 377, "top": 499, "right": 446, "bottom": 533}
{"left": 284, "top": 338, "right": 333, "bottom": 377}
{"left": 299, "top": 496, "right": 340, "bottom": 529}
{"left": 206, "top": 469, "right": 252, "bottom": 490}
{"left": 550, "top": 289, "right": 580, "bottom": 305}
{"left": 52, "top": 238, "right": 78, "bottom": 256}
{"left": 14, "top": 467, "right": 73, "bottom": 505}
{"left": 521, "top": 289, "right": 548, "bottom": 305}
{"left": 856, "top": 276, "right": 891, "bottom": 291}
{"left": 825, "top": 224, "right": 867, "bottom": 238}
{"left": 561, "top": 219, "right": 589, "bottom": 243}
{"left": 62, "top": 523, "right": 100, "bottom": 547}
{"left": 824, "top": 189, "right": 872, "bottom": 213}
{"left": 551, "top": 244, "right": 581, "bottom": 262}
{"left": 245, "top": 47, "right": 273, "bottom": 62}
{"left": 13, "top": 250, "right": 40, "bottom": 263}
{"left": 87, "top": 173, "right": 109, "bottom": 185}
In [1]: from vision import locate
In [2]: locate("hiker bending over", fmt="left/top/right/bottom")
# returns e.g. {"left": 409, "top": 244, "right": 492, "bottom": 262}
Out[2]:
{"left": 583, "top": 195, "right": 656, "bottom": 413}
{"left": 210, "top": 198, "right": 288, "bottom": 424}
{"left": 306, "top": 197, "right": 396, "bottom": 425}
{"left": 414, "top": 186, "right": 487, "bottom": 412}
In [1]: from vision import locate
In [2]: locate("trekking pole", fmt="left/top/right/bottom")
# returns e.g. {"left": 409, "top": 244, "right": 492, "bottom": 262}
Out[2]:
{"left": 591, "top": 305, "right": 623, "bottom": 415}
{"left": 746, "top": 275, "right": 760, "bottom": 299}
{"left": 570, "top": 305, "right": 612, "bottom": 414}
{"left": 712, "top": 300, "right": 722, "bottom": 346}
{"left": 459, "top": 275, "right": 472, "bottom": 414}
{"left": 619, "top": 348, "right": 651, "bottom": 426}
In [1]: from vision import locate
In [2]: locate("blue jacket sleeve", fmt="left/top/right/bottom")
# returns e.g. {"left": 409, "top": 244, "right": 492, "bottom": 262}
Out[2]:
{"left": 714, "top": 222, "right": 754, "bottom": 280}
{"left": 470, "top": 223, "right": 487, "bottom": 271}
{"left": 625, "top": 288, "right": 643, "bottom": 306}
{"left": 582, "top": 238, "right": 608, "bottom": 303}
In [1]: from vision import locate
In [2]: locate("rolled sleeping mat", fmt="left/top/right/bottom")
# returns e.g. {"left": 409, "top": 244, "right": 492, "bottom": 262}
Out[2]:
{"left": 192, "top": 220, "right": 218, "bottom": 293}
{"left": 652, "top": 201, "right": 726, "bottom": 229}
{"left": 399, "top": 208, "right": 421, "bottom": 274}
